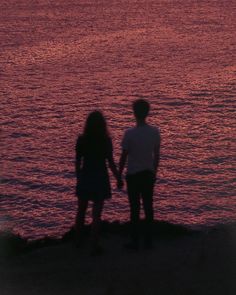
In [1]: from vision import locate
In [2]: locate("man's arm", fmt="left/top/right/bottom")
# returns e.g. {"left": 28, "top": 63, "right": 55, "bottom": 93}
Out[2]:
{"left": 153, "top": 134, "right": 161, "bottom": 175}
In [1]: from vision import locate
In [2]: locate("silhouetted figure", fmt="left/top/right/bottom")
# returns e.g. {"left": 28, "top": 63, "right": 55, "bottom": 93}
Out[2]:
{"left": 119, "top": 99, "right": 161, "bottom": 250}
{"left": 75, "top": 111, "right": 121, "bottom": 255}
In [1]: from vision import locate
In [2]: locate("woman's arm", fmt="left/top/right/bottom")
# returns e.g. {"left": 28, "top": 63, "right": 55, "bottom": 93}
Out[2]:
{"left": 75, "top": 152, "right": 82, "bottom": 178}
{"left": 107, "top": 155, "right": 123, "bottom": 189}
{"left": 153, "top": 133, "right": 161, "bottom": 175}
{"left": 75, "top": 137, "right": 83, "bottom": 178}
{"left": 107, "top": 138, "right": 123, "bottom": 188}
{"left": 108, "top": 155, "right": 119, "bottom": 179}
{"left": 119, "top": 149, "right": 128, "bottom": 177}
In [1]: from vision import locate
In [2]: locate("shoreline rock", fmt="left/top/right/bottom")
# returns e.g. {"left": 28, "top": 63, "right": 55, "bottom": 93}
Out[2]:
{"left": 0, "top": 221, "right": 235, "bottom": 295}
{"left": 1, "top": 220, "right": 235, "bottom": 259}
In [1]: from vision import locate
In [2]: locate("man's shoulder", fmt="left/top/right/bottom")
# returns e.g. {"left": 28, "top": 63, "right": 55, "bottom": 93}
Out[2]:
{"left": 124, "top": 127, "right": 136, "bottom": 136}
{"left": 149, "top": 125, "right": 160, "bottom": 134}
{"left": 146, "top": 125, "right": 161, "bottom": 142}
{"left": 140, "top": 124, "right": 159, "bottom": 134}
{"left": 124, "top": 125, "right": 160, "bottom": 133}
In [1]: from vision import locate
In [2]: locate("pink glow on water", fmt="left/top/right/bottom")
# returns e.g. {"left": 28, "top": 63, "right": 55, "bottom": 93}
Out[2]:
{"left": 1, "top": 0, "right": 236, "bottom": 239}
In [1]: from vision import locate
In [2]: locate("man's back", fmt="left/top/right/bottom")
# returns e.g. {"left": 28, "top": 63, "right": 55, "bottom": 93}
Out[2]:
{"left": 119, "top": 99, "right": 161, "bottom": 249}
{"left": 122, "top": 124, "right": 160, "bottom": 175}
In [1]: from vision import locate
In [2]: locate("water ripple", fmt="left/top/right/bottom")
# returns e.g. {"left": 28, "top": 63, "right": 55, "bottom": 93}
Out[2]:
{"left": 1, "top": 0, "right": 236, "bottom": 239}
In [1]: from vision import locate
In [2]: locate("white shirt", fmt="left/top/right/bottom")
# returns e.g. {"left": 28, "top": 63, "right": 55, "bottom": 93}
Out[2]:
{"left": 122, "top": 124, "right": 160, "bottom": 175}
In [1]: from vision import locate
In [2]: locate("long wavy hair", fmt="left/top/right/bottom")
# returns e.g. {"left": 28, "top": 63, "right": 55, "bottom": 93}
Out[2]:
{"left": 82, "top": 111, "right": 110, "bottom": 154}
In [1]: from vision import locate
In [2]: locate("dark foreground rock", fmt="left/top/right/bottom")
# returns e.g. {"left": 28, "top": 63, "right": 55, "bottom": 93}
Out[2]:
{"left": 0, "top": 222, "right": 235, "bottom": 295}
{"left": 0, "top": 220, "right": 195, "bottom": 258}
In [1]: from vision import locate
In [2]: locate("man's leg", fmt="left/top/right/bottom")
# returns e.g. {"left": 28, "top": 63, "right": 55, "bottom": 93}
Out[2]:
{"left": 126, "top": 175, "right": 140, "bottom": 248}
{"left": 141, "top": 172, "right": 154, "bottom": 248}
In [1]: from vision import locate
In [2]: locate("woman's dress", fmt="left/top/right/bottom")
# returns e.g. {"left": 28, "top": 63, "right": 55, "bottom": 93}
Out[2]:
{"left": 75, "top": 135, "right": 112, "bottom": 200}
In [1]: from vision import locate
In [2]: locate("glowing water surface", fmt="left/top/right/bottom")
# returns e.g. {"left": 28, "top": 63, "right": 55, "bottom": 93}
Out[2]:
{"left": 1, "top": 0, "right": 235, "bottom": 239}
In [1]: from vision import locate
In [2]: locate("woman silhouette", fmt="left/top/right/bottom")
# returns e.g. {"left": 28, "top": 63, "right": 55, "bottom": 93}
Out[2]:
{"left": 75, "top": 111, "right": 121, "bottom": 254}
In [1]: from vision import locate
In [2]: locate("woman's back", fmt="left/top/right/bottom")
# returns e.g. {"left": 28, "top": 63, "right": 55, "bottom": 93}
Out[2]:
{"left": 76, "top": 135, "right": 112, "bottom": 172}
{"left": 75, "top": 111, "right": 113, "bottom": 201}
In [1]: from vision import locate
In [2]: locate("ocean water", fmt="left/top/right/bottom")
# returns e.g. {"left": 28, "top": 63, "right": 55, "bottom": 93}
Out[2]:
{"left": 1, "top": 0, "right": 235, "bottom": 240}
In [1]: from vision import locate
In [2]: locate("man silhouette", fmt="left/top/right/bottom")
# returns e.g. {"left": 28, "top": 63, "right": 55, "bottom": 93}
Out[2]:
{"left": 119, "top": 99, "right": 161, "bottom": 249}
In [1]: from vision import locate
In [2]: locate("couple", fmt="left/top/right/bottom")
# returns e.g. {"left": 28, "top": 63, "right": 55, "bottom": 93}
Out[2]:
{"left": 75, "top": 99, "right": 161, "bottom": 254}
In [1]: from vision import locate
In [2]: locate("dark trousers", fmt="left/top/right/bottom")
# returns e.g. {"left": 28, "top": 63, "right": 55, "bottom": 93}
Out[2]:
{"left": 126, "top": 170, "right": 155, "bottom": 244}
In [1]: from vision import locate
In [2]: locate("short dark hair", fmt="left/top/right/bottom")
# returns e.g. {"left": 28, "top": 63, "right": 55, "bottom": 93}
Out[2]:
{"left": 132, "top": 99, "right": 150, "bottom": 120}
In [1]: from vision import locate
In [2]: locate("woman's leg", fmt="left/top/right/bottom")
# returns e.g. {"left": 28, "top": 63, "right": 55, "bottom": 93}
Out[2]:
{"left": 75, "top": 198, "right": 88, "bottom": 236}
{"left": 91, "top": 199, "right": 104, "bottom": 249}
